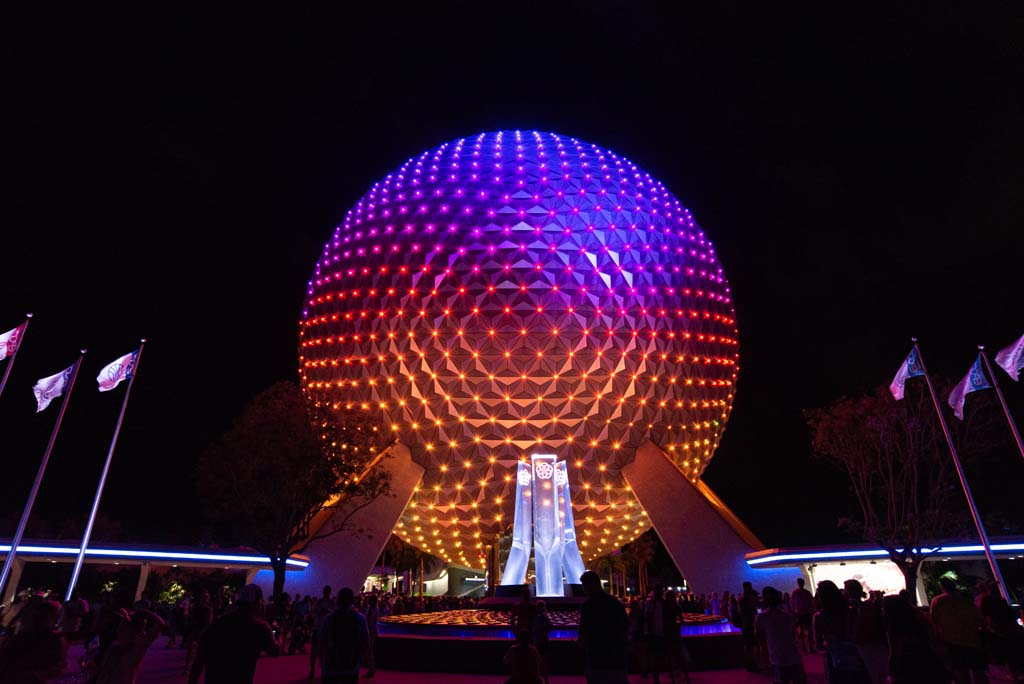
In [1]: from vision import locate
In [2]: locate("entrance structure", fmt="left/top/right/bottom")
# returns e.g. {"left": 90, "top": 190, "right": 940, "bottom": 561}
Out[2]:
{"left": 282, "top": 131, "right": 794, "bottom": 597}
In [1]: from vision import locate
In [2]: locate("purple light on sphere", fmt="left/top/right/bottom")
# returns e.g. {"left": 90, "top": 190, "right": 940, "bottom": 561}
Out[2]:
{"left": 300, "top": 131, "right": 738, "bottom": 566}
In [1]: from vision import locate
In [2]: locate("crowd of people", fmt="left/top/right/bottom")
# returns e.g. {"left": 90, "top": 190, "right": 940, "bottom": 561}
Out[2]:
{"left": 729, "top": 577, "right": 1024, "bottom": 684}
{"left": 1, "top": 573, "right": 1022, "bottom": 684}
{"left": 0, "top": 583, "right": 472, "bottom": 684}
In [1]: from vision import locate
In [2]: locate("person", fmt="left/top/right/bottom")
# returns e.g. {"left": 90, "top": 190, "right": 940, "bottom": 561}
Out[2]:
{"left": 530, "top": 600, "right": 553, "bottom": 684}
{"left": 362, "top": 594, "right": 378, "bottom": 678}
{"left": 738, "top": 581, "right": 760, "bottom": 673}
{"left": 183, "top": 590, "right": 213, "bottom": 677}
{"left": 89, "top": 594, "right": 132, "bottom": 675}
{"left": 627, "top": 596, "right": 647, "bottom": 679}
{"left": 319, "top": 588, "right": 368, "bottom": 684}
{"left": 708, "top": 592, "right": 721, "bottom": 617}
{"left": 308, "top": 585, "right": 334, "bottom": 680}
{"left": 578, "top": 570, "right": 629, "bottom": 684}
{"left": 755, "top": 586, "right": 807, "bottom": 684}
{"left": 663, "top": 589, "right": 689, "bottom": 684}
{"left": 0, "top": 598, "right": 67, "bottom": 684}
{"left": 881, "top": 594, "right": 947, "bottom": 684}
{"left": 643, "top": 587, "right": 668, "bottom": 683}
{"left": 188, "top": 584, "right": 280, "bottom": 684}
{"left": 59, "top": 594, "right": 87, "bottom": 641}
{"left": 974, "top": 580, "right": 1024, "bottom": 681}
{"left": 845, "top": 579, "right": 886, "bottom": 684}
{"left": 929, "top": 576, "right": 988, "bottom": 684}
{"left": 503, "top": 628, "right": 543, "bottom": 684}
{"left": 510, "top": 585, "right": 536, "bottom": 642}
{"left": 791, "top": 578, "right": 816, "bottom": 653}
{"left": 814, "top": 580, "right": 868, "bottom": 684}
{"left": 94, "top": 607, "right": 165, "bottom": 684}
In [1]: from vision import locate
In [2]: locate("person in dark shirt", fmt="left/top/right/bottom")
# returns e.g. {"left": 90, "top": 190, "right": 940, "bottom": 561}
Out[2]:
{"left": 531, "top": 600, "right": 553, "bottom": 684}
{"left": 738, "top": 581, "right": 760, "bottom": 673}
{"left": 578, "top": 570, "right": 628, "bottom": 684}
{"left": 319, "top": 588, "right": 368, "bottom": 684}
{"left": 0, "top": 598, "right": 67, "bottom": 684}
{"left": 184, "top": 591, "right": 213, "bottom": 677}
{"left": 503, "top": 628, "right": 543, "bottom": 684}
{"left": 510, "top": 585, "right": 536, "bottom": 642}
{"left": 188, "top": 584, "right": 279, "bottom": 684}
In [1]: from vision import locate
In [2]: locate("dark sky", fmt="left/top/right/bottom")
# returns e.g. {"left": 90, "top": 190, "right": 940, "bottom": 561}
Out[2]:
{"left": 3, "top": 3, "right": 1022, "bottom": 550}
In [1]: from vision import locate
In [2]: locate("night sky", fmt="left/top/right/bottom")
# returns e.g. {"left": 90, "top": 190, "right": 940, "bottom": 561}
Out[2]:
{"left": 3, "top": 4, "right": 1022, "bottom": 552}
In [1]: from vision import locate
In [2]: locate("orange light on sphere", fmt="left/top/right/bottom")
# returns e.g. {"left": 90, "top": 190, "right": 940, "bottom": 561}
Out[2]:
{"left": 300, "top": 131, "right": 737, "bottom": 565}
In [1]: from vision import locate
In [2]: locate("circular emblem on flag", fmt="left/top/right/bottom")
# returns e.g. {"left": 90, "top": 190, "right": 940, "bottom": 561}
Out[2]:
{"left": 516, "top": 468, "right": 532, "bottom": 486}
{"left": 106, "top": 364, "right": 123, "bottom": 382}
{"left": 534, "top": 461, "right": 554, "bottom": 480}
{"left": 554, "top": 466, "right": 567, "bottom": 487}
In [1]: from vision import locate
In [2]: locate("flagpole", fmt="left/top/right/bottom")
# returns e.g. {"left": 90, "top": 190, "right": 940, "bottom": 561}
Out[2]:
{"left": 0, "top": 313, "right": 32, "bottom": 403}
{"left": 0, "top": 349, "right": 85, "bottom": 605}
{"left": 65, "top": 340, "right": 146, "bottom": 602}
{"left": 979, "top": 346, "right": 1024, "bottom": 464}
{"left": 913, "top": 339, "right": 1010, "bottom": 602}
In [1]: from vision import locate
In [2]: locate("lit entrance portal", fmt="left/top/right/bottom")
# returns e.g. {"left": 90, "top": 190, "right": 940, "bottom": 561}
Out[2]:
{"left": 500, "top": 454, "right": 586, "bottom": 597}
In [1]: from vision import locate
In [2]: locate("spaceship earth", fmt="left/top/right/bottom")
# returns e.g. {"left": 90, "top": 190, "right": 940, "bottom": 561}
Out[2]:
{"left": 300, "top": 131, "right": 738, "bottom": 568}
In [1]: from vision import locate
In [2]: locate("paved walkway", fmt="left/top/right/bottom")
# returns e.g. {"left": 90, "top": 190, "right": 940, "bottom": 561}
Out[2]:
{"left": 55, "top": 642, "right": 829, "bottom": 684}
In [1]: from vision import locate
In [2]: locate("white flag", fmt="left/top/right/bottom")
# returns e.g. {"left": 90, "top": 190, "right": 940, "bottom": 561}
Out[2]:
{"left": 948, "top": 354, "right": 991, "bottom": 420}
{"left": 889, "top": 348, "right": 925, "bottom": 400}
{"left": 33, "top": 365, "right": 75, "bottom": 412}
{"left": 97, "top": 350, "right": 139, "bottom": 392}
{"left": 995, "top": 333, "right": 1024, "bottom": 382}
{"left": 0, "top": 322, "right": 27, "bottom": 361}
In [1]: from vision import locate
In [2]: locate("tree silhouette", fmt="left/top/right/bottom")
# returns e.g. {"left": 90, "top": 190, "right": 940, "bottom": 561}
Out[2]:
{"left": 622, "top": 532, "right": 656, "bottom": 597}
{"left": 197, "top": 381, "right": 394, "bottom": 596}
{"left": 805, "top": 382, "right": 997, "bottom": 602}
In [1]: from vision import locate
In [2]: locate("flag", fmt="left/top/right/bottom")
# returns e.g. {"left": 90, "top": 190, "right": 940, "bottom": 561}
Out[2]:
{"left": 0, "top": 322, "right": 27, "bottom": 361}
{"left": 33, "top": 365, "right": 75, "bottom": 412}
{"left": 889, "top": 347, "right": 925, "bottom": 400}
{"left": 948, "top": 354, "right": 992, "bottom": 420}
{"left": 97, "top": 349, "right": 139, "bottom": 392}
{"left": 995, "top": 332, "right": 1024, "bottom": 382}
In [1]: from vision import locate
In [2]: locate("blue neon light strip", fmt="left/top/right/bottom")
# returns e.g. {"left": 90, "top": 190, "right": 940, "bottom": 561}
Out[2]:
{"left": 747, "top": 543, "right": 1024, "bottom": 566}
{"left": 0, "top": 545, "right": 308, "bottom": 568}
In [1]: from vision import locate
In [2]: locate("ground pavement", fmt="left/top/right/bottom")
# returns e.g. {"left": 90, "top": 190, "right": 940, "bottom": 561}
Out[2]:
{"left": 54, "top": 641, "right": 830, "bottom": 684}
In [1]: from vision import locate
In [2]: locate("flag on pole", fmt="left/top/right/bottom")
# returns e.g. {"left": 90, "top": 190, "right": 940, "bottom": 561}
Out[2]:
{"left": 948, "top": 354, "right": 992, "bottom": 420}
{"left": 97, "top": 349, "right": 139, "bottom": 392}
{"left": 995, "top": 333, "right": 1024, "bottom": 382}
{"left": 33, "top": 365, "right": 75, "bottom": 412}
{"left": 889, "top": 348, "right": 925, "bottom": 400}
{"left": 0, "top": 322, "right": 27, "bottom": 361}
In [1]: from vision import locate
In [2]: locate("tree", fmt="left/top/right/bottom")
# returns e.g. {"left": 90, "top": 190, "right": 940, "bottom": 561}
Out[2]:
{"left": 594, "top": 553, "right": 627, "bottom": 597}
{"left": 378, "top": 534, "right": 436, "bottom": 595}
{"left": 805, "top": 383, "right": 997, "bottom": 602}
{"left": 197, "top": 381, "right": 394, "bottom": 597}
{"left": 622, "top": 532, "right": 656, "bottom": 597}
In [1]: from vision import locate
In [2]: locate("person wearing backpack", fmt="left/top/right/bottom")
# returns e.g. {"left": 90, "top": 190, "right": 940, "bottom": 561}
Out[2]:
{"left": 318, "top": 588, "right": 368, "bottom": 684}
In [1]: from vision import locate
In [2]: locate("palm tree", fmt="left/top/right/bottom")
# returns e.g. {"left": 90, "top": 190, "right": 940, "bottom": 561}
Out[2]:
{"left": 593, "top": 554, "right": 627, "bottom": 597}
{"left": 623, "top": 533, "right": 656, "bottom": 597}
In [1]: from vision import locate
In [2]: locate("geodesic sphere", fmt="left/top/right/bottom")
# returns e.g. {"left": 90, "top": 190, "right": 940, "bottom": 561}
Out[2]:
{"left": 300, "top": 131, "right": 738, "bottom": 566}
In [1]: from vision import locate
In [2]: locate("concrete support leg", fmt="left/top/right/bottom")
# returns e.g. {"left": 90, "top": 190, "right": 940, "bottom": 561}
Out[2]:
{"left": 265, "top": 443, "right": 424, "bottom": 598}
{"left": 135, "top": 563, "right": 151, "bottom": 602}
{"left": 2, "top": 558, "right": 25, "bottom": 608}
{"left": 622, "top": 441, "right": 796, "bottom": 592}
